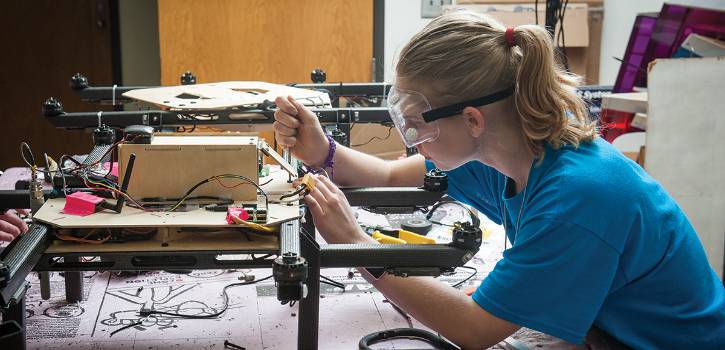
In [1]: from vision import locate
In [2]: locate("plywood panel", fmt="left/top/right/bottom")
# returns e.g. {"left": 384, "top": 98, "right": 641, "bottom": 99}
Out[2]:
{"left": 645, "top": 57, "right": 725, "bottom": 280}
{"left": 157, "top": 0, "right": 373, "bottom": 85}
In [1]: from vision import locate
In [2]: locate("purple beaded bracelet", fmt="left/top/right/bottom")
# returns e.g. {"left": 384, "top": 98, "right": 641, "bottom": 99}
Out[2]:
{"left": 306, "top": 134, "right": 336, "bottom": 180}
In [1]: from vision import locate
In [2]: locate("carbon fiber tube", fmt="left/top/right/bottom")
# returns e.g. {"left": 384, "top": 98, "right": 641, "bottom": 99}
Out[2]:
{"left": 320, "top": 243, "right": 474, "bottom": 269}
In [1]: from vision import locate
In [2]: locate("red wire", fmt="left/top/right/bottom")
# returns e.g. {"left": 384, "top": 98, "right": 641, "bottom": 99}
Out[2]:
{"left": 213, "top": 176, "right": 249, "bottom": 189}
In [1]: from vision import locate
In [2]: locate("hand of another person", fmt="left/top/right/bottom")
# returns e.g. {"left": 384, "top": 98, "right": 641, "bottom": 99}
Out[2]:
{"left": 0, "top": 209, "right": 29, "bottom": 242}
{"left": 274, "top": 96, "right": 330, "bottom": 167}
{"left": 302, "top": 175, "right": 369, "bottom": 244}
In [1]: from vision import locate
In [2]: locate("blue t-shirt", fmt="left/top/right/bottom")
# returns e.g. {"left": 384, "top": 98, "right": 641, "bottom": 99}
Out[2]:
{"left": 427, "top": 138, "right": 725, "bottom": 349}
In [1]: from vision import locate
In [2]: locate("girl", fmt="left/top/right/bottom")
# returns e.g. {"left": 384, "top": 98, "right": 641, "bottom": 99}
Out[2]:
{"left": 273, "top": 11, "right": 724, "bottom": 349}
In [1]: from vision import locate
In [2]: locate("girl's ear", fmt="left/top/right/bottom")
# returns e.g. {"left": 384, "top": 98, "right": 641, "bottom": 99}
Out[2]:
{"left": 462, "top": 106, "right": 486, "bottom": 138}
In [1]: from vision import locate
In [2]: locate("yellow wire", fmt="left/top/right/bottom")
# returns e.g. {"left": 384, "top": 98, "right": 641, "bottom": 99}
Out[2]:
{"left": 84, "top": 178, "right": 136, "bottom": 203}
{"left": 169, "top": 175, "right": 247, "bottom": 212}
{"left": 229, "top": 212, "right": 277, "bottom": 233}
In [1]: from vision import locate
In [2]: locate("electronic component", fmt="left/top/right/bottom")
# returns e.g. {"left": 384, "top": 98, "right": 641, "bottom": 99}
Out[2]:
{"left": 279, "top": 173, "right": 316, "bottom": 201}
{"left": 123, "top": 125, "right": 154, "bottom": 144}
{"left": 93, "top": 124, "right": 115, "bottom": 145}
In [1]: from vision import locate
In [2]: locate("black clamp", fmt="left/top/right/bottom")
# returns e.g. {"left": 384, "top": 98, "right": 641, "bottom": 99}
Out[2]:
{"left": 272, "top": 252, "right": 308, "bottom": 302}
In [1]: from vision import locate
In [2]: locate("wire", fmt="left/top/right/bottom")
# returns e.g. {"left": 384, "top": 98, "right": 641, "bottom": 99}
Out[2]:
{"left": 350, "top": 126, "right": 394, "bottom": 147}
{"left": 110, "top": 321, "right": 142, "bottom": 337}
{"left": 55, "top": 232, "right": 111, "bottom": 244}
{"left": 426, "top": 201, "right": 480, "bottom": 228}
{"left": 279, "top": 187, "right": 306, "bottom": 201}
{"left": 20, "top": 142, "right": 36, "bottom": 167}
{"left": 320, "top": 275, "right": 345, "bottom": 290}
{"left": 227, "top": 211, "right": 276, "bottom": 233}
{"left": 451, "top": 266, "right": 478, "bottom": 288}
{"left": 214, "top": 176, "right": 251, "bottom": 189}
{"left": 169, "top": 174, "right": 268, "bottom": 212}
{"left": 82, "top": 176, "right": 150, "bottom": 211}
{"left": 557, "top": 0, "right": 570, "bottom": 71}
{"left": 140, "top": 275, "right": 273, "bottom": 319}
{"left": 428, "top": 220, "right": 455, "bottom": 228}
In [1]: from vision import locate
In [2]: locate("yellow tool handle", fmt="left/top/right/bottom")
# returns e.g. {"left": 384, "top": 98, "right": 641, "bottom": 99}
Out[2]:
{"left": 371, "top": 229, "right": 436, "bottom": 244}
{"left": 397, "top": 229, "right": 436, "bottom": 244}
{"left": 372, "top": 231, "right": 407, "bottom": 244}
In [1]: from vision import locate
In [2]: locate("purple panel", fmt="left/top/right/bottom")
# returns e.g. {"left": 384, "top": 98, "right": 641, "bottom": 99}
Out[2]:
{"left": 614, "top": 14, "right": 657, "bottom": 93}
{"left": 614, "top": 4, "right": 725, "bottom": 93}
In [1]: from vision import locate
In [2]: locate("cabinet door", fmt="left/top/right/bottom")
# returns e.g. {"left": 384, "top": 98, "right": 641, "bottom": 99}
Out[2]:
{"left": 157, "top": 0, "right": 373, "bottom": 84}
{"left": 157, "top": 0, "right": 374, "bottom": 152}
{"left": 0, "top": 0, "right": 117, "bottom": 170}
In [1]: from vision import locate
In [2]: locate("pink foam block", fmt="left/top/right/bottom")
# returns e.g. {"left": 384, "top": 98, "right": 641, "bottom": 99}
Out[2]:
{"left": 63, "top": 192, "right": 105, "bottom": 216}
{"left": 226, "top": 207, "right": 250, "bottom": 224}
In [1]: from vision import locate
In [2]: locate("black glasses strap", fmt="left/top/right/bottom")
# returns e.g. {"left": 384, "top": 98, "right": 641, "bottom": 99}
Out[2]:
{"left": 422, "top": 86, "right": 516, "bottom": 122}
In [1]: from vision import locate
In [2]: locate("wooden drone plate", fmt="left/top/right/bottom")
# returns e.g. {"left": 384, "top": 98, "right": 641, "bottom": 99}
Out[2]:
{"left": 34, "top": 167, "right": 301, "bottom": 229}
{"left": 122, "top": 81, "right": 330, "bottom": 110}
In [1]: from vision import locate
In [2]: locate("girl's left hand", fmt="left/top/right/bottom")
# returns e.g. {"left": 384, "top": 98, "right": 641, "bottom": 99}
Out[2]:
{"left": 302, "top": 175, "right": 370, "bottom": 244}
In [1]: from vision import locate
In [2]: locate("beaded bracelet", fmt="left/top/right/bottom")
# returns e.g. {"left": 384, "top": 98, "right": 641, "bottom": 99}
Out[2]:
{"left": 305, "top": 134, "right": 336, "bottom": 180}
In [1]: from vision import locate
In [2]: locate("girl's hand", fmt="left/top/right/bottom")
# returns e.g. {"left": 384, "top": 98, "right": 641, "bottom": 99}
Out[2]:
{"left": 302, "top": 175, "right": 370, "bottom": 244}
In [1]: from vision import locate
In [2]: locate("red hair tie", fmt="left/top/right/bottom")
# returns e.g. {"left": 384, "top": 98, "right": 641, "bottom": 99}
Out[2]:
{"left": 505, "top": 27, "right": 516, "bottom": 47}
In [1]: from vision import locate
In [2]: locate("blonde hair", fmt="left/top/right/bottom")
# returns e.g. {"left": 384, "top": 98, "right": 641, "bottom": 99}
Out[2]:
{"left": 396, "top": 11, "right": 597, "bottom": 158}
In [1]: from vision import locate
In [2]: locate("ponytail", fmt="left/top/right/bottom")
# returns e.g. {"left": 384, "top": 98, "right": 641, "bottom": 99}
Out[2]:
{"left": 510, "top": 25, "right": 596, "bottom": 157}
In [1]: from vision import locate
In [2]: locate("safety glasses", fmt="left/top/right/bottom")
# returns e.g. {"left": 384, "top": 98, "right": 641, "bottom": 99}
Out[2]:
{"left": 387, "top": 85, "right": 515, "bottom": 147}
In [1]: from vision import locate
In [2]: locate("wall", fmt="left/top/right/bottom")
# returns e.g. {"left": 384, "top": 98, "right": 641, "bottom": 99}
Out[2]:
{"left": 384, "top": 0, "right": 431, "bottom": 82}
{"left": 599, "top": 0, "right": 725, "bottom": 85}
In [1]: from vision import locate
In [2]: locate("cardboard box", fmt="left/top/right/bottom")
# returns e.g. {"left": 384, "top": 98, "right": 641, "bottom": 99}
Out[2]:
{"left": 118, "top": 135, "right": 259, "bottom": 201}
{"left": 443, "top": 3, "right": 589, "bottom": 47}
